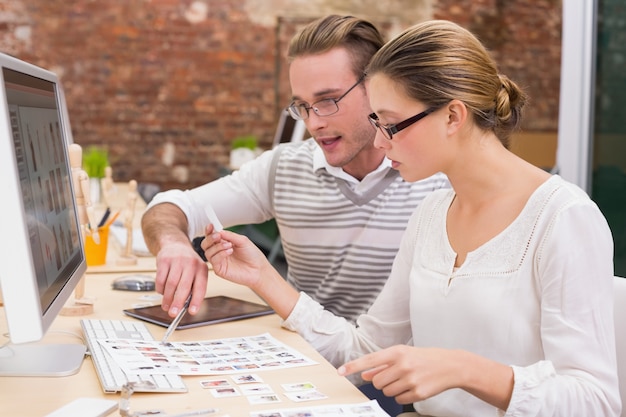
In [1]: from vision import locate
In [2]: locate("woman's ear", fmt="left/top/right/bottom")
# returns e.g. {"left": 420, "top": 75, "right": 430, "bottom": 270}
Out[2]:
{"left": 445, "top": 99, "right": 468, "bottom": 136}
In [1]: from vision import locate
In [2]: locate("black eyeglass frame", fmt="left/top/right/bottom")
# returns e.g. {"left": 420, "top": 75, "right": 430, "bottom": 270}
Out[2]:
{"left": 368, "top": 106, "right": 438, "bottom": 140}
{"left": 287, "top": 74, "right": 366, "bottom": 121}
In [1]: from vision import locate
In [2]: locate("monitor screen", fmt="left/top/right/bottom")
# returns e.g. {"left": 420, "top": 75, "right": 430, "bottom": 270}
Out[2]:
{"left": 0, "top": 52, "right": 87, "bottom": 376}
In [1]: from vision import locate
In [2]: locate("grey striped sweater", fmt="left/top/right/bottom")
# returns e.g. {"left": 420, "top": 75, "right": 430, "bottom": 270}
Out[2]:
{"left": 269, "top": 140, "right": 450, "bottom": 322}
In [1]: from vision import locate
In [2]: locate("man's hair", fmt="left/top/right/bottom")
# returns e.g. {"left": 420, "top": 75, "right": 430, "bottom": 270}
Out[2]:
{"left": 287, "top": 15, "right": 384, "bottom": 78}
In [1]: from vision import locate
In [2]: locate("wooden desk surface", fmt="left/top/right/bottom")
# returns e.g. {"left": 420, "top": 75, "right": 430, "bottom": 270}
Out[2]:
{"left": 0, "top": 272, "right": 368, "bottom": 417}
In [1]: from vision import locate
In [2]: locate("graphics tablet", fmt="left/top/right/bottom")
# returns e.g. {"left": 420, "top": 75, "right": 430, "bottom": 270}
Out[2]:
{"left": 123, "top": 295, "right": 274, "bottom": 329}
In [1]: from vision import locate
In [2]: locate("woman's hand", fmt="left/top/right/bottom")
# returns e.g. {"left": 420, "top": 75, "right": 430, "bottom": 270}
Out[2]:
{"left": 201, "top": 225, "right": 269, "bottom": 289}
{"left": 338, "top": 345, "right": 460, "bottom": 404}
{"left": 201, "top": 224, "right": 301, "bottom": 320}
{"left": 338, "top": 345, "right": 513, "bottom": 410}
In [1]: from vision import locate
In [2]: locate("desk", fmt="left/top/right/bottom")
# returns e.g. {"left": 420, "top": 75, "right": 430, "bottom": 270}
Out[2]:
{"left": 0, "top": 272, "right": 369, "bottom": 416}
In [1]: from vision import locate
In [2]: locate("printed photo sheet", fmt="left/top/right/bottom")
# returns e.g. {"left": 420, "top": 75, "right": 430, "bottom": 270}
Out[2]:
{"left": 98, "top": 333, "right": 318, "bottom": 375}
{"left": 248, "top": 399, "right": 391, "bottom": 417}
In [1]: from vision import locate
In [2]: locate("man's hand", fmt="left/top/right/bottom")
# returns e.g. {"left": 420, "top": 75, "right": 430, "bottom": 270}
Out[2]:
{"left": 142, "top": 202, "right": 208, "bottom": 318}
{"left": 154, "top": 240, "right": 209, "bottom": 317}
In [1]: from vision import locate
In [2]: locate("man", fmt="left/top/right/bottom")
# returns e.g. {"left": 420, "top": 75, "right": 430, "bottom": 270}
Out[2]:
{"left": 142, "top": 14, "right": 448, "bottom": 328}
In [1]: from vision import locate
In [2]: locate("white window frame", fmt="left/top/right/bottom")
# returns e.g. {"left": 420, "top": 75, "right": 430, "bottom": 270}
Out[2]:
{"left": 556, "top": 0, "right": 597, "bottom": 193}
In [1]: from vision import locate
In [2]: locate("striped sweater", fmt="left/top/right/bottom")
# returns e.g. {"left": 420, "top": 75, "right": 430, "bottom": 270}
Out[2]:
{"left": 270, "top": 140, "right": 449, "bottom": 322}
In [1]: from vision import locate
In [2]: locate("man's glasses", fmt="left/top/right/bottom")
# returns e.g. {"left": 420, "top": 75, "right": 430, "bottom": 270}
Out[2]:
{"left": 368, "top": 107, "right": 438, "bottom": 140}
{"left": 287, "top": 74, "right": 365, "bottom": 121}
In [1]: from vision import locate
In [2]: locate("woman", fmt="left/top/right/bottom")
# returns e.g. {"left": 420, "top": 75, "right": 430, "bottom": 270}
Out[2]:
{"left": 202, "top": 20, "right": 619, "bottom": 416}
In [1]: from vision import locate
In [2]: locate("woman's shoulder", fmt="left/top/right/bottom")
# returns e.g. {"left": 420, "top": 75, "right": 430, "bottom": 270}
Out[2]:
{"left": 542, "top": 175, "right": 596, "bottom": 206}
{"left": 411, "top": 187, "right": 455, "bottom": 219}
{"left": 534, "top": 175, "right": 608, "bottom": 230}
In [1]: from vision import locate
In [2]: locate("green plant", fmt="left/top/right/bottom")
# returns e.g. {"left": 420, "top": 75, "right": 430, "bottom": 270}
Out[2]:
{"left": 231, "top": 135, "right": 257, "bottom": 150}
{"left": 82, "top": 146, "right": 108, "bottom": 178}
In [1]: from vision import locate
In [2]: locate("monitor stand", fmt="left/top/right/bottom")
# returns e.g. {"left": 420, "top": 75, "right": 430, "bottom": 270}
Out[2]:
{"left": 0, "top": 343, "right": 86, "bottom": 377}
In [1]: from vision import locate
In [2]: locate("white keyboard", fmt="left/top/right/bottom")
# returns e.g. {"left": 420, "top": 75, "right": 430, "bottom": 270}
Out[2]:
{"left": 81, "top": 318, "right": 187, "bottom": 393}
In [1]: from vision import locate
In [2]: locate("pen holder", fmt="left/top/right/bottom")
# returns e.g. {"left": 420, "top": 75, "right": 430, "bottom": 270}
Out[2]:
{"left": 84, "top": 226, "right": 109, "bottom": 266}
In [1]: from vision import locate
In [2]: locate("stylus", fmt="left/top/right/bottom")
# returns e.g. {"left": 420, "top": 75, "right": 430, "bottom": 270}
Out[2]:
{"left": 204, "top": 204, "right": 223, "bottom": 232}
{"left": 161, "top": 294, "right": 192, "bottom": 344}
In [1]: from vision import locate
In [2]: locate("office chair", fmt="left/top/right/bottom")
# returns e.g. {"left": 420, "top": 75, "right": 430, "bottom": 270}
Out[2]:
{"left": 614, "top": 275, "right": 626, "bottom": 416}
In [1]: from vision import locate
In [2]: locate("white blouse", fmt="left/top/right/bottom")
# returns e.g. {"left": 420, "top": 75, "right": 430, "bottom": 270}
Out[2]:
{"left": 284, "top": 175, "right": 620, "bottom": 417}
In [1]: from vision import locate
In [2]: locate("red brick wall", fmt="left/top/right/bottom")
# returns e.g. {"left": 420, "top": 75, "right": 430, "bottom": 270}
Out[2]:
{"left": 435, "top": 0, "right": 562, "bottom": 130}
{"left": 0, "top": 0, "right": 562, "bottom": 190}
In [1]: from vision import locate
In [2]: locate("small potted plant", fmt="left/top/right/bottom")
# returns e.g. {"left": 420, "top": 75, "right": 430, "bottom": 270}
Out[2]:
{"left": 82, "top": 146, "right": 109, "bottom": 204}
{"left": 230, "top": 135, "right": 260, "bottom": 169}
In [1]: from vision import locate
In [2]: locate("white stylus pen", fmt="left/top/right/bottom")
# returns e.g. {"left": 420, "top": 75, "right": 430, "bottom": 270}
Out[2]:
{"left": 204, "top": 204, "right": 224, "bottom": 232}
{"left": 161, "top": 294, "right": 192, "bottom": 344}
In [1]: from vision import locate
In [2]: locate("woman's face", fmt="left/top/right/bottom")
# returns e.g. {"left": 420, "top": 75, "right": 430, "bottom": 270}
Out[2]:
{"left": 367, "top": 74, "right": 449, "bottom": 182}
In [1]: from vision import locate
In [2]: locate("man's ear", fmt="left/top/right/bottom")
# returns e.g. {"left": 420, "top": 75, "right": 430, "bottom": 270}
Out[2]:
{"left": 445, "top": 99, "right": 468, "bottom": 136}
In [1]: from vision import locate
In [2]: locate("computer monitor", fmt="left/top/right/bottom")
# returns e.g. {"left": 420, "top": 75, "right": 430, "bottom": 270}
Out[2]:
{"left": 0, "top": 52, "right": 87, "bottom": 376}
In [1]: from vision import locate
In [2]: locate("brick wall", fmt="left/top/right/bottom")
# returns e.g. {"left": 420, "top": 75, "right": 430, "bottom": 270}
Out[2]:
{"left": 0, "top": 0, "right": 562, "bottom": 190}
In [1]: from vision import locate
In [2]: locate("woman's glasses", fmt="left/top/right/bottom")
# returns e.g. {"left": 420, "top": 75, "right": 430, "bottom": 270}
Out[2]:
{"left": 368, "top": 107, "right": 438, "bottom": 140}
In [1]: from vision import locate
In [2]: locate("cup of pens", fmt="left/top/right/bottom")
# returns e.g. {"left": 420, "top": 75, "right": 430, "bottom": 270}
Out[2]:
{"left": 85, "top": 226, "right": 109, "bottom": 266}
{"left": 84, "top": 208, "right": 119, "bottom": 267}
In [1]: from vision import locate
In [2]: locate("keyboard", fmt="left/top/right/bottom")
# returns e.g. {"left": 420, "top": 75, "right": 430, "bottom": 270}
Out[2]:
{"left": 81, "top": 318, "right": 187, "bottom": 393}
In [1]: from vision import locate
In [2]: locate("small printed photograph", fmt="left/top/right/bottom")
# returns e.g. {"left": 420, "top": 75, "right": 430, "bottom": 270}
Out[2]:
{"left": 210, "top": 365, "right": 235, "bottom": 372}
{"left": 137, "top": 346, "right": 160, "bottom": 353}
{"left": 312, "top": 407, "right": 344, "bottom": 415}
{"left": 260, "top": 361, "right": 281, "bottom": 368}
{"left": 281, "top": 382, "right": 316, "bottom": 392}
{"left": 283, "top": 412, "right": 314, "bottom": 417}
{"left": 284, "top": 358, "right": 307, "bottom": 365}
{"left": 239, "top": 383, "right": 274, "bottom": 395}
{"left": 199, "top": 378, "right": 231, "bottom": 389}
{"left": 231, "top": 373, "right": 263, "bottom": 384}
{"left": 134, "top": 409, "right": 167, "bottom": 416}
{"left": 234, "top": 363, "right": 261, "bottom": 371}
{"left": 349, "top": 404, "right": 376, "bottom": 413}
{"left": 209, "top": 387, "right": 241, "bottom": 398}
{"left": 247, "top": 394, "right": 282, "bottom": 405}
{"left": 283, "top": 389, "right": 328, "bottom": 402}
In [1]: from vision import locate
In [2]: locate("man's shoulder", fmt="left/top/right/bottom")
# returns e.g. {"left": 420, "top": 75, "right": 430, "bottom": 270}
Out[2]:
{"left": 275, "top": 138, "right": 316, "bottom": 157}
{"left": 272, "top": 139, "right": 317, "bottom": 169}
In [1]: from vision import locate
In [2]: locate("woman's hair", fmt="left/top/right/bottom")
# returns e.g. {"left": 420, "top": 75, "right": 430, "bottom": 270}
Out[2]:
{"left": 366, "top": 20, "right": 527, "bottom": 148}
{"left": 288, "top": 15, "right": 384, "bottom": 80}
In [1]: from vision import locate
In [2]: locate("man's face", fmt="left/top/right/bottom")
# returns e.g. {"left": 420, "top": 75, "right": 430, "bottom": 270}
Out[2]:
{"left": 288, "top": 47, "right": 379, "bottom": 175}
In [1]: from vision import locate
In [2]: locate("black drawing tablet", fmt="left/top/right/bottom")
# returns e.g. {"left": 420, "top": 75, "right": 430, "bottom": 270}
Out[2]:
{"left": 123, "top": 295, "right": 274, "bottom": 329}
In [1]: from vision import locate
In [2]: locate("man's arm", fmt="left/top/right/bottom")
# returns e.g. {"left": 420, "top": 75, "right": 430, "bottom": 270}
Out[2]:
{"left": 141, "top": 202, "right": 209, "bottom": 317}
{"left": 142, "top": 202, "right": 190, "bottom": 255}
